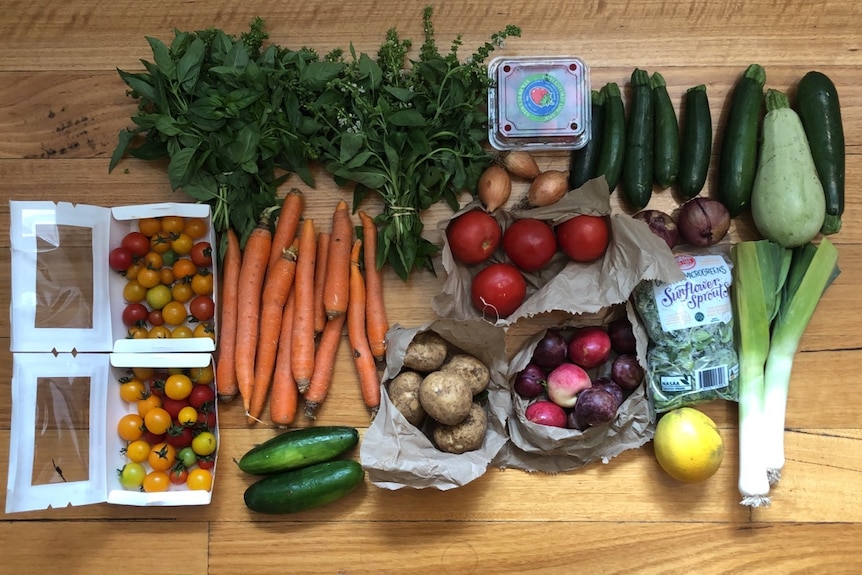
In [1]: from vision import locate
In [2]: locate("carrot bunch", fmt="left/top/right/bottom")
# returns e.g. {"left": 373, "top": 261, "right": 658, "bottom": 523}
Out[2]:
{"left": 216, "top": 191, "right": 387, "bottom": 426}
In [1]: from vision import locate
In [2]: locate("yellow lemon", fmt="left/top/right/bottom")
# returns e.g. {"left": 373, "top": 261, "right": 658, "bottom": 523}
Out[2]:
{"left": 653, "top": 407, "right": 724, "bottom": 483}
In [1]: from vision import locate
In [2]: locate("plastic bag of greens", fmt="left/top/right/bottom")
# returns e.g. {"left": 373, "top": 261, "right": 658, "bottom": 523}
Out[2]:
{"left": 632, "top": 245, "right": 739, "bottom": 413}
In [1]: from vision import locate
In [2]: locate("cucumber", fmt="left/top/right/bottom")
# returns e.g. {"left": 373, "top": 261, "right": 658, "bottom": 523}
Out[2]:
{"left": 595, "top": 82, "right": 625, "bottom": 192}
{"left": 569, "top": 89, "right": 605, "bottom": 190}
{"left": 717, "top": 64, "right": 766, "bottom": 217}
{"left": 244, "top": 460, "right": 365, "bottom": 514}
{"left": 796, "top": 70, "right": 844, "bottom": 235}
{"left": 621, "top": 68, "right": 654, "bottom": 210}
{"left": 651, "top": 72, "right": 680, "bottom": 188}
{"left": 677, "top": 85, "right": 713, "bottom": 200}
{"left": 238, "top": 426, "right": 359, "bottom": 475}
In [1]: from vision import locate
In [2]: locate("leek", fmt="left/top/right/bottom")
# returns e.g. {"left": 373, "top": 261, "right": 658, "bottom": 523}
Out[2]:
{"left": 731, "top": 240, "right": 790, "bottom": 507}
{"left": 763, "top": 238, "right": 840, "bottom": 482}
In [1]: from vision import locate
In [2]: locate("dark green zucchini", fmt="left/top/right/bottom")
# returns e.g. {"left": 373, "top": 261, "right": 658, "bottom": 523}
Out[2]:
{"left": 677, "top": 85, "right": 713, "bottom": 200}
{"left": 244, "top": 460, "right": 365, "bottom": 514}
{"left": 595, "top": 82, "right": 626, "bottom": 192}
{"left": 621, "top": 68, "right": 654, "bottom": 210}
{"left": 796, "top": 70, "right": 845, "bottom": 235}
{"left": 651, "top": 71, "right": 680, "bottom": 188}
{"left": 238, "top": 426, "right": 359, "bottom": 475}
{"left": 717, "top": 64, "right": 766, "bottom": 217}
{"left": 569, "top": 89, "right": 605, "bottom": 190}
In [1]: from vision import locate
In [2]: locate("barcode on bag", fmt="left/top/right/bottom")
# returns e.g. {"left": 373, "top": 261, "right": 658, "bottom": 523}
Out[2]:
{"left": 696, "top": 365, "right": 729, "bottom": 391}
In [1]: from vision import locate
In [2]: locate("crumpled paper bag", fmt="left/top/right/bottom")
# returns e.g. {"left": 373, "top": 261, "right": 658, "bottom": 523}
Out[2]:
{"left": 432, "top": 178, "right": 683, "bottom": 327}
{"left": 359, "top": 318, "right": 510, "bottom": 490}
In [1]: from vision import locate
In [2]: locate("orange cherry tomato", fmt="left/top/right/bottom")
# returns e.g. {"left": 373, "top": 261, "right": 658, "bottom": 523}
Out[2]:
{"left": 142, "top": 470, "right": 170, "bottom": 492}
{"left": 191, "top": 271, "right": 214, "bottom": 296}
{"left": 117, "top": 413, "right": 144, "bottom": 441}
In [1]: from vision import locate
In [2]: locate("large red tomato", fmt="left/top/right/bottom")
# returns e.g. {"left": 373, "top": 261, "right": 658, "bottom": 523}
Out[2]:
{"left": 502, "top": 218, "right": 557, "bottom": 272}
{"left": 446, "top": 210, "right": 502, "bottom": 265}
{"left": 470, "top": 263, "right": 527, "bottom": 319}
{"left": 556, "top": 215, "right": 610, "bottom": 263}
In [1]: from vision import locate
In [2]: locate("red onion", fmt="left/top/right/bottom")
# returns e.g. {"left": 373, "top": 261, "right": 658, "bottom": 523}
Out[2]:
{"left": 677, "top": 197, "right": 730, "bottom": 247}
{"left": 632, "top": 209, "right": 679, "bottom": 250}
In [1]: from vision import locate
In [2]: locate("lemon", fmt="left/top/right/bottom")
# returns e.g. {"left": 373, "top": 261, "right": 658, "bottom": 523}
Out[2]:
{"left": 653, "top": 407, "right": 724, "bottom": 483}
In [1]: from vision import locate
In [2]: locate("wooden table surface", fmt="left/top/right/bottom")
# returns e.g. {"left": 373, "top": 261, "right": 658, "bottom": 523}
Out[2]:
{"left": 2, "top": 1, "right": 861, "bottom": 573}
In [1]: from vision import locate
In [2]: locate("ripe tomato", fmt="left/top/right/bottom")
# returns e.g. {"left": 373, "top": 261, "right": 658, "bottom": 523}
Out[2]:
{"left": 470, "top": 262, "right": 527, "bottom": 319}
{"left": 124, "top": 261, "right": 144, "bottom": 281}
{"left": 136, "top": 267, "right": 161, "bottom": 289}
{"left": 169, "top": 465, "right": 189, "bottom": 486}
{"left": 161, "top": 216, "right": 186, "bottom": 234}
{"left": 142, "top": 251, "right": 163, "bottom": 269}
{"left": 189, "top": 384, "right": 215, "bottom": 410}
{"left": 147, "top": 442, "right": 177, "bottom": 472}
{"left": 502, "top": 218, "right": 557, "bottom": 272}
{"left": 148, "top": 325, "right": 171, "bottom": 339}
{"left": 171, "top": 326, "right": 194, "bottom": 339}
{"left": 187, "top": 468, "right": 213, "bottom": 491}
{"left": 142, "top": 470, "right": 170, "bottom": 493}
{"left": 446, "top": 209, "right": 502, "bottom": 265}
{"left": 122, "top": 231, "right": 152, "bottom": 258}
{"left": 122, "top": 303, "right": 149, "bottom": 327}
{"left": 167, "top": 424, "right": 194, "bottom": 449}
{"left": 197, "top": 455, "right": 216, "bottom": 470}
{"left": 142, "top": 429, "right": 166, "bottom": 445}
{"left": 190, "top": 241, "right": 213, "bottom": 267}
{"left": 109, "top": 246, "right": 133, "bottom": 272}
{"left": 150, "top": 230, "right": 173, "bottom": 254}
{"left": 123, "top": 280, "right": 148, "bottom": 304}
{"left": 144, "top": 407, "right": 173, "bottom": 435}
{"left": 148, "top": 309, "right": 165, "bottom": 327}
{"left": 189, "top": 364, "right": 215, "bottom": 385}
{"left": 189, "top": 295, "right": 215, "bottom": 322}
{"left": 193, "top": 323, "right": 216, "bottom": 341}
{"left": 127, "top": 325, "right": 149, "bottom": 339}
{"left": 184, "top": 218, "right": 208, "bottom": 240}
{"left": 171, "top": 232, "right": 194, "bottom": 256}
{"left": 171, "top": 281, "right": 194, "bottom": 303}
{"left": 136, "top": 394, "right": 162, "bottom": 418}
{"left": 159, "top": 267, "right": 175, "bottom": 286}
{"left": 161, "top": 396, "right": 190, "bottom": 419}
{"left": 192, "top": 431, "right": 217, "bottom": 456}
{"left": 165, "top": 373, "right": 193, "bottom": 400}
{"left": 138, "top": 217, "right": 162, "bottom": 238}
{"left": 191, "top": 271, "right": 214, "bottom": 296}
{"left": 119, "top": 379, "right": 146, "bottom": 403}
{"left": 132, "top": 366, "right": 154, "bottom": 380}
{"left": 196, "top": 408, "right": 217, "bottom": 431}
{"left": 555, "top": 215, "right": 610, "bottom": 263}
{"left": 177, "top": 406, "right": 198, "bottom": 426}
{"left": 119, "top": 462, "right": 146, "bottom": 490}
{"left": 124, "top": 439, "right": 152, "bottom": 464}
{"left": 162, "top": 301, "right": 188, "bottom": 326}
{"left": 172, "top": 258, "right": 198, "bottom": 281}
{"left": 117, "top": 413, "right": 144, "bottom": 441}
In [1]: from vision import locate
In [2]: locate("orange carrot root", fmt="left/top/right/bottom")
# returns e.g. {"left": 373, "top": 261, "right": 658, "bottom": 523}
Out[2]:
{"left": 323, "top": 200, "right": 353, "bottom": 320}
{"left": 347, "top": 238, "right": 381, "bottom": 417}
{"left": 359, "top": 211, "right": 389, "bottom": 361}
{"left": 291, "top": 218, "right": 317, "bottom": 393}
{"left": 216, "top": 228, "right": 241, "bottom": 402}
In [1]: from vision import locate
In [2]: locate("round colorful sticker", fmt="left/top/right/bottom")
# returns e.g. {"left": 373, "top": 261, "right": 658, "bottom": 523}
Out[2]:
{"left": 517, "top": 74, "right": 566, "bottom": 123}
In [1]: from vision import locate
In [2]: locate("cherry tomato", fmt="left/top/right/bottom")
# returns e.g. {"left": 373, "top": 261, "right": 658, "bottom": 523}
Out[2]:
{"left": 165, "top": 373, "right": 193, "bottom": 400}
{"left": 178, "top": 447, "right": 198, "bottom": 469}
{"left": 196, "top": 408, "right": 217, "bottom": 431}
{"left": 171, "top": 326, "right": 194, "bottom": 339}
{"left": 142, "top": 429, "right": 166, "bottom": 445}
{"left": 192, "top": 431, "right": 217, "bottom": 456}
{"left": 167, "top": 424, "right": 194, "bottom": 449}
{"left": 470, "top": 262, "right": 527, "bottom": 320}
{"left": 149, "top": 376, "right": 167, "bottom": 398}
{"left": 142, "top": 251, "right": 163, "bottom": 269}
{"left": 169, "top": 465, "right": 189, "bottom": 485}
{"left": 189, "top": 364, "right": 215, "bottom": 385}
{"left": 189, "top": 295, "right": 215, "bottom": 322}
{"left": 159, "top": 267, "right": 175, "bottom": 286}
{"left": 119, "top": 379, "right": 146, "bottom": 403}
{"left": 127, "top": 326, "right": 149, "bottom": 339}
{"left": 190, "top": 242, "right": 213, "bottom": 267}
{"left": 161, "top": 216, "right": 186, "bottom": 234}
{"left": 119, "top": 462, "right": 146, "bottom": 490}
{"left": 146, "top": 284, "right": 172, "bottom": 310}
{"left": 142, "top": 470, "right": 170, "bottom": 492}
{"left": 150, "top": 230, "right": 173, "bottom": 254}
{"left": 193, "top": 323, "right": 216, "bottom": 341}
{"left": 161, "top": 396, "right": 190, "bottom": 419}
{"left": 197, "top": 455, "right": 216, "bottom": 470}
{"left": 555, "top": 215, "right": 610, "bottom": 263}
{"left": 122, "top": 303, "right": 149, "bottom": 326}
{"left": 144, "top": 407, "right": 172, "bottom": 435}
{"left": 171, "top": 232, "right": 194, "bottom": 256}
{"left": 191, "top": 271, "right": 214, "bottom": 296}
{"left": 178, "top": 406, "right": 199, "bottom": 425}
{"left": 138, "top": 217, "right": 162, "bottom": 238}
{"left": 148, "top": 309, "right": 165, "bottom": 327}
{"left": 147, "top": 442, "right": 177, "bottom": 472}
{"left": 502, "top": 218, "right": 557, "bottom": 272}
{"left": 161, "top": 249, "right": 179, "bottom": 267}
{"left": 136, "top": 393, "right": 162, "bottom": 418}
{"left": 172, "top": 258, "right": 198, "bottom": 281}
{"left": 171, "top": 281, "right": 194, "bottom": 303}
{"left": 123, "top": 280, "right": 148, "bottom": 303}
{"left": 148, "top": 325, "right": 171, "bottom": 339}
{"left": 187, "top": 468, "right": 213, "bottom": 491}
{"left": 122, "top": 231, "right": 151, "bottom": 258}
{"left": 184, "top": 218, "right": 208, "bottom": 240}
{"left": 162, "top": 301, "right": 188, "bottom": 326}
{"left": 117, "top": 413, "right": 144, "bottom": 441}
{"left": 124, "top": 261, "right": 144, "bottom": 281}
{"left": 446, "top": 209, "right": 502, "bottom": 265}
{"left": 109, "top": 246, "right": 133, "bottom": 272}
{"left": 136, "top": 267, "right": 161, "bottom": 289}
{"left": 189, "top": 384, "right": 215, "bottom": 410}
{"left": 124, "top": 439, "right": 152, "bottom": 464}
{"left": 132, "top": 366, "right": 154, "bottom": 380}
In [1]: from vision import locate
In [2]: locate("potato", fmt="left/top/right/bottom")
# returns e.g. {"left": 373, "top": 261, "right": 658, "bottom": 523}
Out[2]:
{"left": 442, "top": 354, "right": 490, "bottom": 395}
{"left": 432, "top": 403, "right": 488, "bottom": 454}
{"left": 387, "top": 371, "right": 426, "bottom": 427}
{"left": 418, "top": 370, "right": 472, "bottom": 425}
{"left": 402, "top": 331, "right": 448, "bottom": 372}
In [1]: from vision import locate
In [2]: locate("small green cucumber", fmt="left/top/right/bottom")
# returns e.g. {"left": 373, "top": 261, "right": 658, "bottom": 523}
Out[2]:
{"left": 243, "top": 460, "right": 365, "bottom": 514}
{"left": 677, "top": 85, "right": 713, "bottom": 200}
{"left": 651, "top": 71, "right": 680, "bottom": 189}
{"left": 569, "top": 89, "right": 605, "bottom": 190}
{"left": 621, "top": 68, "right": 655, "bottom": 210}
{"left": 238, "top": 426, "right": 359, "bottom": 475}
{"left": 595, "top": 82, "right": 626, "bottom": 192}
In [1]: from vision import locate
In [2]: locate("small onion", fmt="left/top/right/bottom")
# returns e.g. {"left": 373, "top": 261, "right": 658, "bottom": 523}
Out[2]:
{"left": 527, "top": 170, "right": 569, "bottom": 207}
{"left": 477, "top": 164, "right": 512, "bottom": 213}
{"left": 632, "top": 209, "right": 679, "bottom": 250}
{"left": 501, "top": 151, "right": 541, "bottom": 180}
{"left": 677, "top": 197, "right": 731, "bottom": 247}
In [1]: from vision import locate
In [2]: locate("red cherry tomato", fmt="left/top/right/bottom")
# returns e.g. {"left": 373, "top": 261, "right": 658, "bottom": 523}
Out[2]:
{"left": 555, "top": 215, "right": 610, "bottom": 263}
{"left": 446, "top": 210, "right": 502, "bottom": 265}
{"left": 109, "top": 246, "right": 133, "bottom": 272}
{"left": 190, "top": 241, "right": 213, "bottom": 268}
{"left": 122, "top": 231, "right": 152, "bottom": 258}
{"left": 470, "top": 262, "right": 527, "bottom": 319}
{"left": 189, "top": 295, "right": 215, "bottom": 322}
{"left": 189, "top": 384, "right": 215, "bottom": 410}
{"left": 502, "top": 218, "right": 557, "bottom": 272}
{"left": 122, "top": 303, "right": 149, "bottom": 326}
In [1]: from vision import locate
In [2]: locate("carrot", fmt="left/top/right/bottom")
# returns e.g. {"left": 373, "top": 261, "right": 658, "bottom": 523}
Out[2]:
{"left": 312, "top": 231, "right": 331, "bottom": 336}
{"left": 359, "top": 210, "right": 389, "bottom": 361}
{"left": 270, "top": 290, "right": 299, "bottom": 427}
{"left": 303, "top": 313, "right": 347, "bottom": 420}
{"left": 291, "top": 218, "right": 318, "bottom": 393}
{"left": 268, "top": 188, "right": 303, "bottom": 273}
{"left": 215, "top": 228, "right": 242, "bottom": 401}
{"left": 248, "top": 242, "right": 298, "bottom": 425}
{"left": 323, "top": 200, "right": 353, "bottom": 320}
{"left": 234, "top": 208, "right": 274, "bottom": 413}
{"left": 347, "top": 238, "right": 381, "bottom": 418}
